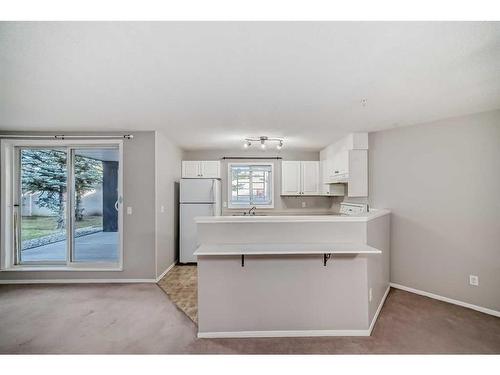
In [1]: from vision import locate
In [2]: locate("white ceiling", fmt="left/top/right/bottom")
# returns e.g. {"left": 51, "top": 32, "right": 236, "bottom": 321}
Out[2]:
{"left": 1, "top": 22, "right": 499, "bottom": 151}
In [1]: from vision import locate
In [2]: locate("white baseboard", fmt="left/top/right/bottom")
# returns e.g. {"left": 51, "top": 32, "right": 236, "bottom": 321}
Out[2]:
{"left": 390, "top": 283, "right": 500, "bottom": 318}
{"left": 198, "top": 284, "right": 391, "bottom": 339}
{"left": 155, "top": 262, "right": 176, "bottom": 282}
{"left": 198, "top": 329, "right": 371, "bottom": 339}
{"left": 0, "top": 262, "right": 178, "bottom": 285}
{"left": 368, "top": 285, "right": 390, "bottom": 335}
{"left": 0, "top": 278, "right": 156, "bottom": 284}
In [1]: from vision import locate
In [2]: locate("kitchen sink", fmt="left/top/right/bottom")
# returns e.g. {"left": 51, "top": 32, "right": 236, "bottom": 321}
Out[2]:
{"left": 231, "top": 213, "right": 268, "bottom": 216}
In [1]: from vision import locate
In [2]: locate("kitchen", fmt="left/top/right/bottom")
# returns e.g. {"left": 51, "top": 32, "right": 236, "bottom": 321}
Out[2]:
{"left": 177, "top": 132, "right": 391, "bottom": 337}
{"left": 1, "top": 20, "right": 499, "bottom": 358}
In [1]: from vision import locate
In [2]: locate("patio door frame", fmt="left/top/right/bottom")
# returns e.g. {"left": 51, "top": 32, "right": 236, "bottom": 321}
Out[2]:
{"left": 1, "top": 139, "right": 124, "bottom": 271}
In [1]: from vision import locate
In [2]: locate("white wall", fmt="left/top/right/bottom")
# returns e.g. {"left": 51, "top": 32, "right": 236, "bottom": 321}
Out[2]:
{"left": 369, "top": 109, "right": 500, "bottom": 312}
{"left": 183, "top": 149, "right": 340, "bottom": 214}
{"left": 155, "top": 131, "right": 183, "bottom": 278}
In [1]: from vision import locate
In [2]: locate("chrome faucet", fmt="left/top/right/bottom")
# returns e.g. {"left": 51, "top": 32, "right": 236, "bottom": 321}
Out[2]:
{"left": 247, "top": 206, "right": 257, "bottom": 215}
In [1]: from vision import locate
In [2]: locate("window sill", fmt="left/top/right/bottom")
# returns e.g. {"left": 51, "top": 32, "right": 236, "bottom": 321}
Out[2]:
{"left": 1, "top": 264, "right": 123, "bottom": 272}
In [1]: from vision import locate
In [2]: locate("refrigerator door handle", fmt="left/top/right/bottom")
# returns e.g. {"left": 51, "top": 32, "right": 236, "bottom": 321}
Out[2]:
{"left": 211, "top": 179, "right": 215, "bottom": 202}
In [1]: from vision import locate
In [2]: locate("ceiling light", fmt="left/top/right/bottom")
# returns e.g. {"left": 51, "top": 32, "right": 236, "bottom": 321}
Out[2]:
{"left": 242, "top": 136, "right": 283, "bottom": 150}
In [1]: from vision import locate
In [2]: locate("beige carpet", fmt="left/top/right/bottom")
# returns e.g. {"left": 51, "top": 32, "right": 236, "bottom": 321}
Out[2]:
{"left": 1, "top": 284, "right": 500, "bottom": 353}
{"left": 158, "top": 265, "right": 198, "bottom": 323}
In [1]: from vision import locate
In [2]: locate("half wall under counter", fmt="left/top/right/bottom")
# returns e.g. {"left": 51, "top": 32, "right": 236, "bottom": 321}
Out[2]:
{"left": 194, "top": 209, "right": 390, "bottom": 338}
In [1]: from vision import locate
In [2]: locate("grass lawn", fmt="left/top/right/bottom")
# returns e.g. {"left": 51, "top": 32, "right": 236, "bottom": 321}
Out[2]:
{"left": 21, "top": 215, "right": 103, "bottom": 241}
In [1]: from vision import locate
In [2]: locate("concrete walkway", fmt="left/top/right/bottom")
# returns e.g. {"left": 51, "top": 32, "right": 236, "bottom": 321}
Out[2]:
{"left": 21, "top": 231, "right": 118, "bottom": 262}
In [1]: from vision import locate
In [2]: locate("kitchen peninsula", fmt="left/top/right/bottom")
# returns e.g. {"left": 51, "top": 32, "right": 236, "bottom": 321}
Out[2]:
{"left": 194, "top": 209, "right": 390, "bottom": 338}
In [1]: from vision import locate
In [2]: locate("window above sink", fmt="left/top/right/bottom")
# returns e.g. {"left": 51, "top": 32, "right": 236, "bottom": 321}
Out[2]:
{"left": 228, "top": 163, "right": 274, "bottom": 209}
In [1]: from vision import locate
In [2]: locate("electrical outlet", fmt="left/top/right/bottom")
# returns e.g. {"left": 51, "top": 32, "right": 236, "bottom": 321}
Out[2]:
{"left": 126, "top": 206, "right": 133, "bottom": 215}
{"left": 469, "top": 275, "right": 479, "bottom": 286}
{"left": 223, "top": 201, "right": 227, "bottom": 208}
{"left": 369, "top": 287, "right": 373, "bottom": 302}
{"left": 301, "top": 201, "right": 307, "bottom": 208}
{"left": 160, "top": 205, "right": 165, "bottom": 213}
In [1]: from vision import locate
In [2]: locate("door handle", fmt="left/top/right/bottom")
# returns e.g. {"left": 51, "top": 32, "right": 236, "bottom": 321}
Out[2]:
{"left": 115, "top": 196, "right": 122, "bottom": 212}
{"left": 13, "top": 204, "right": 20, "bottom": 261}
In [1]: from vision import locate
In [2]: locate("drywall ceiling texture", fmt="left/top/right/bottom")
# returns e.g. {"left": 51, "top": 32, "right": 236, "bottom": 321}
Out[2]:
{"left": 368, "top": 109, "right": 500, "bottom": 312}
{"left": 1, "top": 22, "right": 500, "bottom": 150}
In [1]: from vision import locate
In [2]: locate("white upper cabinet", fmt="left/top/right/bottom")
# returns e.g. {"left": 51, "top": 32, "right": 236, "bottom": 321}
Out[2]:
{"left": 182, "top": 161, "right": 201, "bottom": 178}
{"left": 182, "top": 161, "right": 221, "bottom": 179}
{"left": 347, "top": 150, "right": 368, "bottom": 197}
{"left": 319, "top": 161, "right": 345, "bottom": 196}
{"left": 281, "top": 161, "right": 302, "bottom": 195}
{"left": 281, "top": 161, "right": 319, "bottom": 196}
{"left": 200, "top": 161, "right": 221, "bottom": 178}
{"left": 319, "top": 133, "right": 368, "bottom": 197}
{"left": 300, "top": 161, "right": 319, "bottom": 195}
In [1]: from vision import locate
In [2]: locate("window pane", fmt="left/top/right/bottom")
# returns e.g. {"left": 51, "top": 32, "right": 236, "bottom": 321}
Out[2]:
{"left": 229, "top": 164, "right": 273, "bottom": 207}
{"left": 72, "top": 148, "right": 119, "bottom": 263}
{"left": 19, "top": 148, "right": 67, "bottom": 263}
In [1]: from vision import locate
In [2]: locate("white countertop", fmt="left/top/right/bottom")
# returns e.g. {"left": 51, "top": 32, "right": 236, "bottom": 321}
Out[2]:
{"left": 194, "top": 242, "right": 382, "bottom": 256}
{"left": 195, "top": 208, "right": 390, "bottom": 224}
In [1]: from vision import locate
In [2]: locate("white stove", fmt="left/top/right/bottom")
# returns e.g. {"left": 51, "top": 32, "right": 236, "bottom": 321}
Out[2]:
{"left": 339, "top": 202, "right": 368, "bottom": 216}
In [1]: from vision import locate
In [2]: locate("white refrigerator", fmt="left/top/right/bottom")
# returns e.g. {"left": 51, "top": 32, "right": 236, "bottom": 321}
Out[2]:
{"left": 180, "top": 178, "right": 221, "bottom": 263}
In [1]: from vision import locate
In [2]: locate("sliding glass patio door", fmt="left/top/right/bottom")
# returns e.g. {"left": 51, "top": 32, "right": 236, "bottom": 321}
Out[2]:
{"left": 18, "top": 147, "right": 68, "bottom": 263}
{"left": 70, "top": 148, "right": 119, "bottom": 263}
{"left": 14, "top": 145, "right": 121, "bottom": 266}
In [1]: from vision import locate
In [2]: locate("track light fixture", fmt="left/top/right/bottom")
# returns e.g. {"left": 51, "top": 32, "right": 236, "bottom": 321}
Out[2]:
{"left": 243, "top": 136, "right": 284, "bottom": 150}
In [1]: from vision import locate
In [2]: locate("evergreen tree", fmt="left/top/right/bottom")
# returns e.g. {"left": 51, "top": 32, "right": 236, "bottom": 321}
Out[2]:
{"left": 74, "top": 154, "right": 103, "bottom": 220}
{"left": 21, "top": 149, "right": 103, "bottom": 228}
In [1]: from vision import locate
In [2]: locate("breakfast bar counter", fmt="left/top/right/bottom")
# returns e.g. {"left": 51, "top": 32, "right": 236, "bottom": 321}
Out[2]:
{"left": 194, "top": 209, "right": 390, "bottom": 338}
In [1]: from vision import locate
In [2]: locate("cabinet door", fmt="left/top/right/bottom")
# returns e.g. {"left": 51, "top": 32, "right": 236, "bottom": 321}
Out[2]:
{"left": 182, "top": 161, "right": 201, "bottom": 178}
{"left": 281, "top": 161, "right": 301, "bottom": 195}
{"left": 347, "top": 150, "right": 368, "bottom": 197}
{"left": 301, "top": 161, "right": 319, "bottom": 195}
{"left": 333, "top": 150, "right": 349, "bottom": 175}
{"left": 200, "top": 161, "right": 220, "bottom": 178}
{"left": 320, "top": 160, "right": 329, "bottom": 195}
